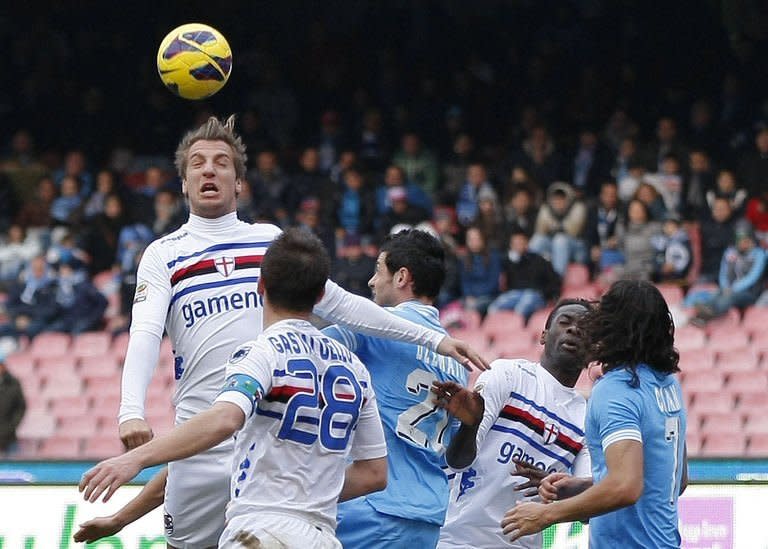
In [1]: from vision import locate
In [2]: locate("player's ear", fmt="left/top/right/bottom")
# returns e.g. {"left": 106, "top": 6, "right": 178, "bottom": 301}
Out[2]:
{"left": 181, "top": 179, "right": 188, "bottom": 197}
{"left": 257, "top": 276, "right": 265, "bottom": 296}
{"left": 235, "top": 178, "right": 242, "bottom": 197}
{"left": 539, "top": 330, "right": 546, "bottom": 345}
{"left": 315, "top": 287, "right": 325, "bottom": 306}
{"left": 395, "top": 267, "right": 410, "bottom": 288}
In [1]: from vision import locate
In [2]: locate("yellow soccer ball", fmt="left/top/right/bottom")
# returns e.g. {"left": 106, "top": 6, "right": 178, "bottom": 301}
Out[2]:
{"left": 156, "top": 23, "right": 232, "bottom": 100}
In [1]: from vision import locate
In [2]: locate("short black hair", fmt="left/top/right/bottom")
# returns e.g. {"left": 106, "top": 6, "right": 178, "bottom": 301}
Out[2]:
{"left": 380, "top": 229, "right": 446, "bottom": 300}
{"left": 261, "top": 228, "right": 330, "bottom": 312}
{"left": 544, "top": 298, "right": 594, "bottom": 329}
{"left": 579, "top": 280, "right": 680, "bottom": 382}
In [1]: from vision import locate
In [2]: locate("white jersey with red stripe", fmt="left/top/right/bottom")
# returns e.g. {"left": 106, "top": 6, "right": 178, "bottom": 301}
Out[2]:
{"left": 215, "top": 319, "right": 387, "bottom": 533}
{"left": 127, "top": 212, "right": 281, "bottom": 422}
{"left": 438, "top": 359, "right": 591, "bottom": 549}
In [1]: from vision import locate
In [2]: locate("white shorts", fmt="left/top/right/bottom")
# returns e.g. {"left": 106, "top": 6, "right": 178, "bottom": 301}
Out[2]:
{"left": 164, "top": 444, "right": 232, "bottom": 549}
{"left": 219, "top": 512, "right": 341, "bottom": 549}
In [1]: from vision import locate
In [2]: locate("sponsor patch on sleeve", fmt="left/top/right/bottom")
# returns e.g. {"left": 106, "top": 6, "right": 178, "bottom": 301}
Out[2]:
{"left": 133, "top": 281, "right": 148, "bottom": 304}
{"left": 229, "top": 345, "right": 252, "bottom": 363}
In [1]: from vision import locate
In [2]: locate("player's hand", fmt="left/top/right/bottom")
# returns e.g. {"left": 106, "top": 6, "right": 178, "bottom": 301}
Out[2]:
{"left": 501, "top": 501, "right": 552, "bottom": 541}
{"left": 511, "top": 459, "right": 548, "bottom": 497}
{"left": 431, "top": 381, "right": 484, "bottom": 426}
{"left": 119, "top": 419, "right": 153, "bottom": 450}
{"left": 79, "top": 454, "right": 142, "bottom": 503}
{"left": 538, "top": 472, "right": 571, "bottom": 503}
{"left": 437, "top": 336, "right": 490, "bottom": 372}
{"left": 73, "top": 515, "right": 123, "bottom": 543}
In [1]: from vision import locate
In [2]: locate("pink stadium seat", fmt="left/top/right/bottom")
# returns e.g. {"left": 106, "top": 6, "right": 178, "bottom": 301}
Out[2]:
{"left": 493, "top": 338, "right": 540, "bottom": 359}
{"left": 527, "top": 307, "right": 554, "bottom": 332}
{"left": 563, "top": 264, "right": 590, "bottom": 289}
{"left": 37, "top": 356, "right": 79, "bottom": 378}
{"left": 737, "top": 392, "right": 768, "bottom": 412}
{"left": 4, "top": 352, "right": 37, "bottom": 375}
{"left": 560, "top": 284, "right": 599, "bottom": 301}
{"left": 17, "top": 412, "right": 56, "bottom": 439}
{"left": 28, "top": 332, "right": 71, "bottom": 357}
{"left": 71, "top": 331, "right": 112, "bottom": 358}
{"left": 111, "top": 332, "right": 131, "bottom": 359}
{"left": 701, "top": 412, "right": 744, "bottom": 434}
{"left": 703, "top": 309, "right": 741, "bottom": 334}
{"left": 38, "top": 436, "right": 81, "bottom": 459}
{"left": 89, "top": 394, "right": 121, "bottom": 422}
{"left": 482, "top": 311, "right": 525, "bottom": 343}
{"left": 50, "top": 396, "right": 89, "bottom": 419}
{"left": 40, "top": 376, "right": 83, "bottom": 399}
{"left": 92, "top": 270, "right": 118, "bottom": 293}
{"left": 744, "top": 414, "right": 768, "bottom": 435}
{"left": 746, "top": 434, "right": 768, "bottom": 457}
{"left": 716, "top": 348, "right": 760, "bottom": 373}
{"left": 681, "top": 369, "right": 724, "bottom": 393}
{"left": 686, "top": 413, "right": 701, "bottom": 435}
{"left": 700, "top": 432, "right": 746, "bottom": 457}
{"left": 707, "top": 328, "right": 749, "bottom": 352}
{"left": 79, "top": 355, "right": 121, "bottom": 379}
{"left": 440, "top": 307, "right": 482, "bottom": 331}
{"left": 58, "top": 416, "right": 100, "bottom": 438}
{"left": 87, "top": 377, "right": 122, "bottom": 398}
{"left": 686, "top": 432, "right": 703, "bottom": 456}
{"left": 656, "top": 284, "right": 684, "bottom": 306}
{"left": 689, "top": 391, "right": 734, "bottom": 414}
{"left": 82, "top": 435, "right": 124, "bottom": 459}
{"left": 726, "top": 371, "right": 768, "bottom": 396}
{"left": 675, "top": 327, "right": 707, "bottom": 352}
{"left": 14, "top": 438, "right": 40, "bottom": 458}
{"left": 678, "top": 347, "right": 715, "bottom": 372}
{"left": 446, "top": 328, "right": 490, "bottom": 351}
{"left": 741, "top": 306, "right": 768, "bottom": 335}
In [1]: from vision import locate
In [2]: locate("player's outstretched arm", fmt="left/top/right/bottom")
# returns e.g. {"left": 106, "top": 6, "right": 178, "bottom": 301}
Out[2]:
{"left": 315, "top": 280, "right": 490, "bottom": 371}
{"left": 501, "top": 439, "right": 643, "bottom": 541}
{"left": 74, "top": 467, "right": 167, "bottom": 543}
{"left": 537, "top": 472, "right": 593, "bottom": 503}
{"left": 511, "top": 459, "right": 550, "bottom": 497}
{"left": 81, "top": 403, "right": 243, "bottom": 503}
{"left": 119, "top": 331, "right": 163, "bottom": 449}
{"left": 432, "top": 381, "right": 485, "bottom": 469}
{"left": 339, "top": 457, "right": 388, "bottom": 502}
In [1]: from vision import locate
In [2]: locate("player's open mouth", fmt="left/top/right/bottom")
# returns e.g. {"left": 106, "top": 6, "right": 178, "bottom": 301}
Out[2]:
{"left": 560, "top": 339, "right": 580, "bottom": 352}
{"left": 201, "top": 182, "right": 219, "bottom": 195}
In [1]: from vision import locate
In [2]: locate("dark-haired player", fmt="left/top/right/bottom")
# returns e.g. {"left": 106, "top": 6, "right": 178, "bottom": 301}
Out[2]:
{"left": 324, "top": 229, "right": 467, "bottom": 548}
{"left": 502, "top": 280, "right": 688, "bottom": 548}
{"left": 80, "top": 229, "right": 387, "bottom": 548}
{"left": 433, "top": 299, "right": 593, "bottom": 548}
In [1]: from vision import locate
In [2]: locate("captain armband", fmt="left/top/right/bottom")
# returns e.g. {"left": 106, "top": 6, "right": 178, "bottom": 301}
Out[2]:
{"left": 220, "top": 374, "right": 264, "bottom": 416}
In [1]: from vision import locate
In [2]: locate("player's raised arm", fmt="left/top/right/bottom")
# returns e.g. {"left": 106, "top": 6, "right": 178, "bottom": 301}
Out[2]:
{"left": 81, "top": 401, "right": 244, "bottom": 503}
{"left": 432, "top": 380, "right": 484, "bottom": 469}
{"left": 315, "top": 279, "right": 490, "bottom": 371}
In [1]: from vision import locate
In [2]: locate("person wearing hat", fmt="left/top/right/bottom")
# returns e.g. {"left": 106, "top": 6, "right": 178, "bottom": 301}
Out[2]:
{"left": 0, "top": 350, "right": 26, "bottom": 456}
{"left": 688, "top": 220, "right": 767, "bottom": 326}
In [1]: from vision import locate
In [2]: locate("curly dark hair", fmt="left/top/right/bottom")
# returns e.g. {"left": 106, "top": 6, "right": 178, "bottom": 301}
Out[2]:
{"left": 579, "top": 280, "right": 679, "bottom": 384}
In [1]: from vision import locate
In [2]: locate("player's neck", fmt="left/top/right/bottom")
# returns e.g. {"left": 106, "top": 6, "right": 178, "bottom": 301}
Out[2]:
{"left": 392, "top": 294, "right": 433, "bottom": 307}
{"left": 263, "top": 305, "right": 312, "bottom": 329}
{"left": 540, "top": 357, "right": 581, "bottom": 388}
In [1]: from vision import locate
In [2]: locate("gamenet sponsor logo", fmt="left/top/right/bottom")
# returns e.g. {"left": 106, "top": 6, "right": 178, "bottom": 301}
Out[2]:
{"left": 181, "top": 290, "right": 261, "bottom": 327}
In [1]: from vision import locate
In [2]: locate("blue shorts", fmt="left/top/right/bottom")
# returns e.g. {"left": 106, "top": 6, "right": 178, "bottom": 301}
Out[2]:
{"left": 336, "top": 497, "right": 440, "bottom": 549}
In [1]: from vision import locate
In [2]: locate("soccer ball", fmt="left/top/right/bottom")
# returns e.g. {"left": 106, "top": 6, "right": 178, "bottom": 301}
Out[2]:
{"left": 156, "top": 23, "right": 232, "bottom": 100}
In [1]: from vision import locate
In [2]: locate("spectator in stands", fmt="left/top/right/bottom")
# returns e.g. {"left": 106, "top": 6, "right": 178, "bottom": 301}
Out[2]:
{"left": 376, "top": 164, "right": 432, "bottom": 219}
{"left": 116, "top": 222, "right": 154, "bottom": 274}
{"left": 745, "top": 190, "right": 768, "bottom": 246}
{"left": 456, "top": 163, "right": 496, "bottom": 229}
{"left": 475, "top": 187, "right": 505, "bottom": 251}
{"left": 50, "top": 175, "right": 83, "bottom": 228}
{"left": 617, "top": 159, "right": 647, "bottom": 206}
{"left": 644, "top": 117, "right": 687, "bottom": 172}
{"left": 287, "top": 146, "right": 336, "bottom": 225}
{"left": 248, "top": 150, "right": 290, "bottom": 226}
{"left": 46, "top": 259, "right": 108, "bottom": 334}
{"left": 0, "top": 352, "right": 25, "bottom": 456}
{"left": 46, "top": 231, "right": 89, "bottom": 272}
{"left": 151, "top": 188, "right": 185, "bottom": 237}
{"left": 603, "top": 109, "right": 640, "bottom": 153}
{"left": 0, "top": 255, "right": 59, "bottom": 340}
{"left": 706, "top": 169, "right": 748, "bottom": 219}
{"left": 513, "top": 125, "right": 562, "bottom": 189}
{"left": 432, "top": 207, "right": 462, "bottom": 307}
{"left": 568, "top": 127, "right": 611, "bottom": 199}
{"left": 738, "top": 126, "right": 768, "bottom": 197}
{"left": 294, "top": 198, "right": 336, "bottom": 256}
{"left": 687, "top": 100, "right": 719, "bottom": 156}
{"left": 487, "top": 227, "right": 561, "bottom": 320}
{"left": 83, "top": 169, "right": 120, "bottom": 219}
{"left": 377, "top": 186, "right": 429, "bottom": 241}
{"left": 684, "top": 149, "right": 716, "bottom": 220}
{"left": 652, "top": 214, "right": 692, "bottom": 284}
{"left": 329, "top": 150, "right": 358, "bottom": 187}
{"left": 644, "top": 154, "right": 684, "bottom": 217}
{"left": 699, "top": 197, "right": 736, "bottom": 282}
{"left": 633, "top": 181, "right": 667, "bottom": 221}
{"left": 617, "top": 199, "right": 662, "bottom": 281}
{"left": 129, "top": 166, "right": 173, "bottom": 227}
{"left": 502, "top": 183, "right": 538, "bottom": 238}
{"left": 611, "top": 138, "right": 639, "bottom": 197}
{"left": 358, "top": 107, "right": 389, "bottom": 172}
{"left": 337, "top": 166, "right": 376, "bottom": 238}
{"left": 586, "top": 181, "right": 624, "bottom": 277}
{"left": 529, "top": 182, "right": 587, "bottom": 276}
{"left": 393, "top": 131, "right": 440, "bottom": 196}
{"left": 0, "top": 224, "right": 41, "bottom": 291}
{"left": 0, "top": 172, "right": 20, "bottom": 234}
{"left": 442, "top": 133, "right": 475, "bottom": 203}
{"left": 687, "top": 221, "right": 767, "bottom": 325}
{"left": 312, "top": 110, "right": 346, "bottom": 174}
{"left": 54, "top": 150, "right": 93, "bottom": 198}
{"left": 82, "top": 194, "right": 127, "bottom": 275}
{"left": 458, "top": 226, "right": 501, "bottom": 316}
{"left": 15, "top": 176, "right": 56, "bottom": 237}
{"left": 332, "top": 234, "right": 376, "bottom": 298}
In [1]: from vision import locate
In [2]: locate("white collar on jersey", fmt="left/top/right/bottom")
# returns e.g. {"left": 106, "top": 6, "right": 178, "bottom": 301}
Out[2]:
{"left": 187, "top": 211, "right": 239, "bottom": 232}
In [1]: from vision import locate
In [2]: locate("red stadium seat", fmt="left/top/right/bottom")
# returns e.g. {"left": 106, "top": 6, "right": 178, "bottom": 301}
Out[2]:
{"left": 37, "top": 356, "right": 78, "bottom": 379}
{"left": 79, "top": 355, "right": 121, "bottom": 380}
{"left": 4, "top": 352, "right": 37, "bottom": 376}
{"left": 28, "top": 332, "right": 71, "bottom": 358}
{"left": 737, "top": 392, "right": 768, "bottom": 412}
{"left": 744, "top": 414, "right": 768, "bottom": 435}
{"left": 86, "top": 377, "right": 122, "bottom": 398}
{"left": 81, "top": 435, "right": 124, "bottom": 459}
{"left": 493, "top": 338, "right": 540, "bottom": 360}
{"left": 527, "top": 307, "right": 554, "bottom": 332}
{"left": 689, "top": 391, "right": 734, "bottom": 414}
{"left": 741, "top": 306, "right": 768, "bottom": 335}
{"left": 707, "top": 328, "right": 749, "bottom": 352}
{"left": 50, "top": 396, "right": 90, "bottom": 419}
{"left": 656, "top": 284, "right": 684, "bottom": 306}
{"left": 686, "top": 432, "right": 703, "bottom": 456}
{"left": 678, "top": 348, "right": 715, "bottom": 372}
{"left": 17, "top": 412, "right": 56, "bottom": 439}
{"left": 445, "top": 328, "right": 490, "bottom": 351}
{"left": 482, "top": 311, "right": 525, "bottom": 343}
{"left": 703, "top": 309, "right": 742, "bottom": 334}
{"left": 440, "top": 306, "right": 482, "bottom": 331}
{"left": 746, "top": 434, "right": 768, "bottom": 457}
{"left": 89, "top": 394, "right": 121, "bottom": 422}
{"left": 716, "top": 347, "right": 760, "bottom": 373}
{"left": 72, "top": 331, "right": 112, "bottom": 358}
{"left": 700, "top": 412, "right": 744, "bottom": 434}
{"left": 681, "top": 369, "right": 724, "bottom": 393}
{"left": 675, "top": 327, "right": 707, "bottom": 352}
{"left": 111, "top": 332, "right": 131, "bottom": 360}
{"left": 563, "top": 264, "right": 590, "bottom": 289}
{"left": 40, "top": 376, "right": 83, "bottom": 399}
{"left": 38, "top": 436, "right": 81, "bottom": 459}
{"left": 560, "top": 284, "right": 599, "bottom": 301}
{"left": 700, "top": 432, "right": 746, "bottom": 457}
{"left": 58, "top": 416, "right": 100, "bottom": 438}
{"left": 726, "top": 371, "right": 768, "bottom": 396}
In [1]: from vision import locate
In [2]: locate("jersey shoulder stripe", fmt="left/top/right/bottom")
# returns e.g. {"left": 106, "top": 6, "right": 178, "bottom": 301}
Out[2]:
{"left": 509, "top": 390, "right": 585, "bottom": 436}
{"left": 166, "top": 241, "right": 273, "bottom": 268}
{"left": 170, "top": 254, "right": 264, "bottom": 286}
{"left": 489, "top": 424, "right": 574, "bottom": 468}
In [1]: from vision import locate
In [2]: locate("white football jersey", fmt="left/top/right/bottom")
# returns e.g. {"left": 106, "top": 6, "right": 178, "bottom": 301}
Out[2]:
{"left": 439, "top": 359, "right": 591, "bottom": 549}
{"left": 215, "top": 319, "right": 387, "bottom": 531}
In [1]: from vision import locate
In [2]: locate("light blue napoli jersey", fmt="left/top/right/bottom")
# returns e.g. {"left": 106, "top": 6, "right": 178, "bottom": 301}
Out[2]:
{"left": 324, "top": 300, "right": 468, "bottom": 525}
{"left": 586, "top": 364, "right": 687, "bottom": 548}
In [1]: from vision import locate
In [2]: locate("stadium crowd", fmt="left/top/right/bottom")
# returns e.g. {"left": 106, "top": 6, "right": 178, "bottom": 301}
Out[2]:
{"left": 0, "top": 3, "right": 767, "bottom": 461}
